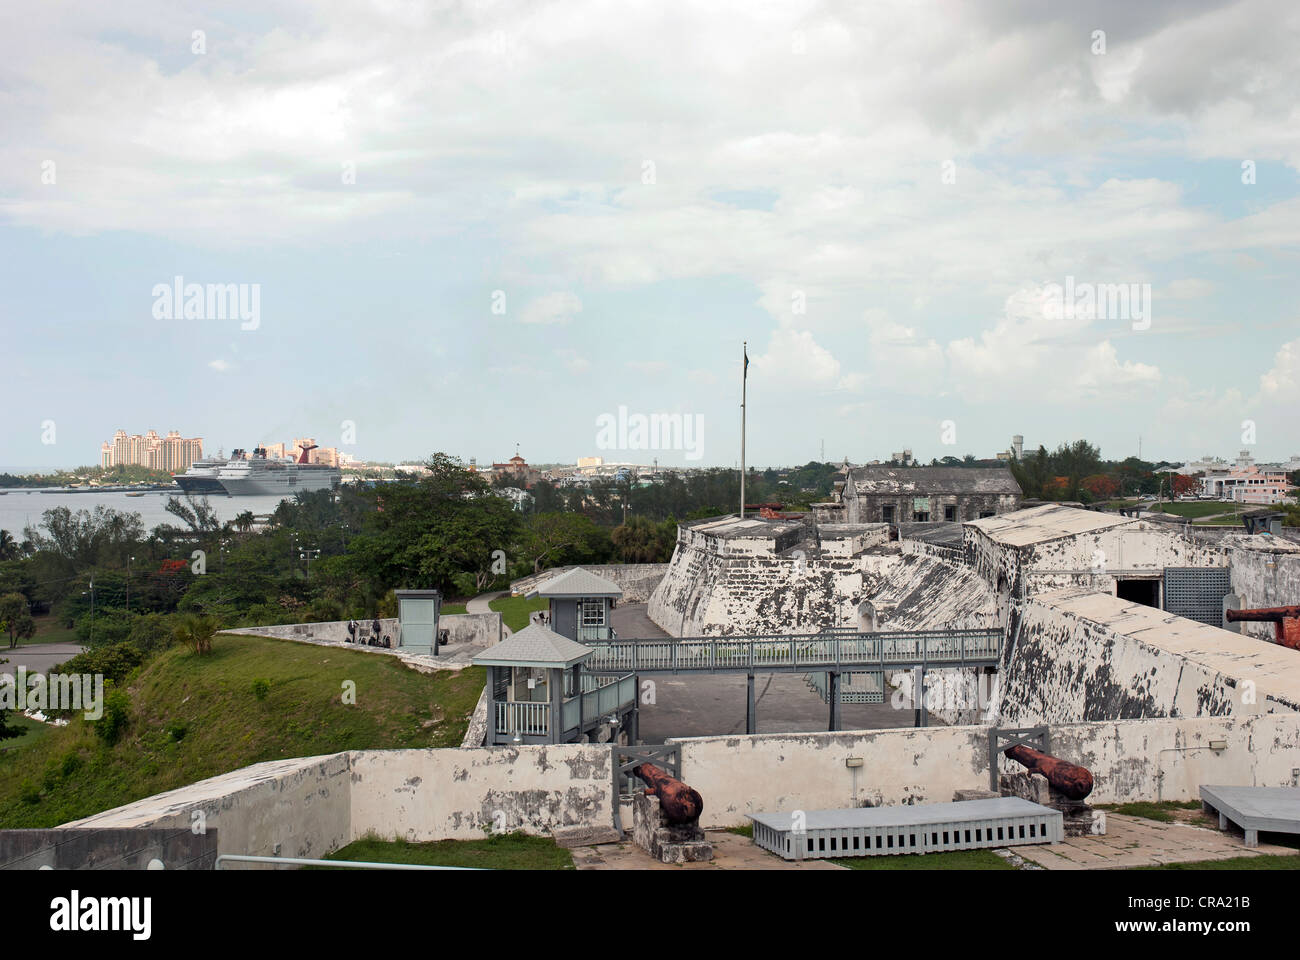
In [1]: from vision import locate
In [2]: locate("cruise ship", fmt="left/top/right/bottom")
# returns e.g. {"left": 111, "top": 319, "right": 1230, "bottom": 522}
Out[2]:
{"left": 172, "top": 451, "right": 235, "bottom": 495}
{"left": 215, "top": 444, "right": 341, "bottom": 497}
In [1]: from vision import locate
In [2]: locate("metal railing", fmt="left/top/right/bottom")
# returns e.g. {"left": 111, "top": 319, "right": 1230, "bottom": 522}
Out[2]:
{"left": 495, "top": 700, "right": 549, "bottom": 736}
{"left": 560, "top": 673, "right": 637, "bottom": 732}
{"left": 583, "top": 629, "right": 1002, "bottom": 675}
{"left": 577, "top": 624, "right": 616, "bottom": 642}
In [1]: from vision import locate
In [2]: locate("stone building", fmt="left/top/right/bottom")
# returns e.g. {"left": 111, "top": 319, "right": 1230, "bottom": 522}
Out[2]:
{"left": 812, "top": 466, "right": 1023, "bottom": 524}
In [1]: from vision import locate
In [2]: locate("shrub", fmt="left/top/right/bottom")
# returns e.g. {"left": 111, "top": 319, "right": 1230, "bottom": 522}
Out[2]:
{"left": 54, "top": 643, "right": 144, "bottom": 686}
{"left": 93, "top": 689, "right": 131, "bottom": 745}
{"left": 251, "top": 678, "right": 271, "bottom": 701}
{"left": 165, "top": 721, "right": 187, "bottom": 742}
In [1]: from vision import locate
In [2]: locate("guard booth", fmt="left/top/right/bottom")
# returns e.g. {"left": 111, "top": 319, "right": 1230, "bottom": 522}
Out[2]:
{"left": 526, "top": 567, "right": 623, "bottom": 642}
{"left": 394, "top": 589, "right": 441, "bottom": 655}
{"left": 472, "top": 624, "right": 638, "bottom": 745}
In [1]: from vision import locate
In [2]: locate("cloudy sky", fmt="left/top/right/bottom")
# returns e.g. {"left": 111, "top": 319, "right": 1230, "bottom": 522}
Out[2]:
{"left": 2, "top": 0, "right": 1298, "bottom": 471}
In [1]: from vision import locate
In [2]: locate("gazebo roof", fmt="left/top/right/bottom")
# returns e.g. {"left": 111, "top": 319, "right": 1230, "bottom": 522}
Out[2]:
{"left": 526, "top": 566, "right": 623, "bottom": 599}
{"left": 471, "top": 624, "right": 594, "bottom": 669}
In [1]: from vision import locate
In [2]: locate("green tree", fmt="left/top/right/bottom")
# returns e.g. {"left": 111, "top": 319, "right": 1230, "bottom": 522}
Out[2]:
{"left": 0, "top": 592, "right": 35, "bottom": 649}
{"left": 174, "top": 613, "right": 219, "bottom": 655}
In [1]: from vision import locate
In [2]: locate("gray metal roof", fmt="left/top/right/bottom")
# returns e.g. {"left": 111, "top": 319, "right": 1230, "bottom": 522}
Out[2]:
{"left": 749, "top": 796, "right": 1056, "bottom": 830}
{"left": 527, "top": 566, "right": 623, "bottom": 599}
{"left": 471, "top": 624, "right": 594, "bottom": 668}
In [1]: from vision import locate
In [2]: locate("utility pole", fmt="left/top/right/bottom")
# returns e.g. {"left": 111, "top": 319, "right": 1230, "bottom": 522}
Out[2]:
{"left": 126, "top": 556, "right": 134, "bottom": 613}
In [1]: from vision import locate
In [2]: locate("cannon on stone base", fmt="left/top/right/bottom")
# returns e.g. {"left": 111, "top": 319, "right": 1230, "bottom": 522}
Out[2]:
{"left": 630, "top": 764, "right": 712, "bottom": 863}
{"left": 1000, "top": 745, "right": 1103, "bottom": 837}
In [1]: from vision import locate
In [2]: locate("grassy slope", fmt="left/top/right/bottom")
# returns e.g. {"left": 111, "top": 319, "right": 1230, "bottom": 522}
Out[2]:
{"left": 322, "top": 833, "right": 573, "bottom": 870}
{"left": 489, "top": 595, "right": 549, "bottom": 632}
{"left": 0, "top": 633, "right": 484, "bottom": 828}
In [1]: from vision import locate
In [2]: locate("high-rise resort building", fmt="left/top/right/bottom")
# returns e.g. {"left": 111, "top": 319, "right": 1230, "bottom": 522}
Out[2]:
{"left": 100, "top": 430, "right": 203, "bottom": 472}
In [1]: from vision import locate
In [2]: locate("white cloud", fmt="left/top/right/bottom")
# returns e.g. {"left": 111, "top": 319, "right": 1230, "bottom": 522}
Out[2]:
{"left": 208, "top": 358, "right": 230, "bottom": 372}
{"left": 520, "top": 292, "right": 582, "bottom": 325}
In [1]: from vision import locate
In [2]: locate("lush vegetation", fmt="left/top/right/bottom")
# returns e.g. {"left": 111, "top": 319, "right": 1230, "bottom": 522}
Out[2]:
{"left": 0, "top": 633, "right": 485, "bottom": 828}
{"left": 321, "top": 832, "right": 573, "bottom": 870}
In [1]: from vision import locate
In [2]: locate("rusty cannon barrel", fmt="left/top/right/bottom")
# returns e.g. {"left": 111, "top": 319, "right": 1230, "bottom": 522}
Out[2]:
{"left": 1004, "top": 745, "right": 1094, "bottom": 801}
{"left": 633, "top": 763, "right": 704, "bottom": 825}
{"left": 1226, "top": 606, "right": 1300, "bottom": 650}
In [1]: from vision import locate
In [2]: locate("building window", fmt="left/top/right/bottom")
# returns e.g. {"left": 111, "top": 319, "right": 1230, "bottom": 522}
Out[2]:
{"left": 881, "top": 505, "right": 895, "bottom": 523}
{"left": 580, "top": 599, "right": 605, "bottom": 627}
{"left": 979, "top": 511, "right": 994, "bottom": 518}
{"left": 913, "top": 511, "right": 930, "bottom": 522}
{"left": 944, "top": 506, "right": 957, "bottom": 522}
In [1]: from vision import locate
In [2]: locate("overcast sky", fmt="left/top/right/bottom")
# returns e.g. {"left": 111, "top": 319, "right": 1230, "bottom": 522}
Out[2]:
{"left": 2, "top": 0, "right": 1298, "bottom": 471}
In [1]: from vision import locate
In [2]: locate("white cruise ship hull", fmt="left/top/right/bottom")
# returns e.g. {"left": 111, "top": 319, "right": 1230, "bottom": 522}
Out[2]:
{"left": 217, "top": 468, "right": 341, "bottom": 496}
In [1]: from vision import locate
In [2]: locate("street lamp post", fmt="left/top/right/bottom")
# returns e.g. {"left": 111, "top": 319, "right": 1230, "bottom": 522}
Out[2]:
{"left": 82, "top": 581, "right": 95, "bottom": 645}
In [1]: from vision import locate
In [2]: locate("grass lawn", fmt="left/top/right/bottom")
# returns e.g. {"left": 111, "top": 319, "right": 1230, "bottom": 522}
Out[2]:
{"left": 321, "top": 832, "right": 573, "bottom": 870}
{"left": 1152, "top": 501, "right": 1244, "bottom": 520}
{"left": 0, "top": 713, "right": 55, "bottom": 754}
{"left": 0, "top": 633, "right": 485, "bottom": 828}
{"left": 1138, "top": 853, "right": 1300, "bottom": 870}
{"left": 440, "top": 603, "right": 468, "bottom": 616}
{"left": 12, "top": 615, "right": 80, "bottom": 648}
{"left": 832, "top": 849, "right": 1015, "bottom": 870}
{"left": 489, "top": 595, "right": 549, "bottom": 633}
{"left": 1095, "top": 800, "right": 1202, "bottom": 824}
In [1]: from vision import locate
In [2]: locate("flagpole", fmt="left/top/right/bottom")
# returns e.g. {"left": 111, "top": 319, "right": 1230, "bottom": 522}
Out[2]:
{"left": 740, "top": 341, "right": 747, "bottom": 519}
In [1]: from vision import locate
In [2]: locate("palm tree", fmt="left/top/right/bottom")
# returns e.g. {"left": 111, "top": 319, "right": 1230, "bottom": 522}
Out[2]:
{"left": 0, "top": 530, "right": 16, "bottom": 561}
{"left": 234, "top": 511, "right": 255, "bottom": 534}
{"left": 174, "top": 613, "right": 219, "bottom": 655}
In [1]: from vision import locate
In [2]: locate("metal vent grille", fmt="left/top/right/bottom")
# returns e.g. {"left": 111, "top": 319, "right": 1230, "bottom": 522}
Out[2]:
{"left": 1163, "top": 567, "right": 1232, "bottom": 626}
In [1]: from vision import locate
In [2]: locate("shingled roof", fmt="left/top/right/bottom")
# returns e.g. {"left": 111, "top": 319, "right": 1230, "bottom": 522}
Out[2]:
{"left": 471, "top": 624, "right": 594, "bottom": 668}
{"left": 526, "top": 566, "right": 623, "bottom": 599}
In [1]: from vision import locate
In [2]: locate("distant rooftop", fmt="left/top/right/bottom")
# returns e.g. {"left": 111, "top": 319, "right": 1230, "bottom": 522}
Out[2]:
{"left": 846, "top": 465, "right": 1022, "bottom": 496}
{"left": 966, "top": 503, "right": 1136, "bottom": 547}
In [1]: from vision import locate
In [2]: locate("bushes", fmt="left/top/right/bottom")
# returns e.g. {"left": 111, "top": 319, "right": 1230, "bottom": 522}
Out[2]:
{"left": 251, "top": 678, "right": 271, "bottom": 701}
{"left": 93, "top": 689, "right": 131, "bottom": 745}
{"left": 54, "top": 643, "right": 144, "bottom": 686}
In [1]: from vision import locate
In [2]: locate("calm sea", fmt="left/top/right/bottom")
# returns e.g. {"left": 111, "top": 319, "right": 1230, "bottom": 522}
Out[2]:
{"left": 0, "top": 488, "right": 295, "bottom": 537}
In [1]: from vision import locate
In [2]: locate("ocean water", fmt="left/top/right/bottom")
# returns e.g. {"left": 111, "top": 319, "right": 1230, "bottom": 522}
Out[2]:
{"left": 0, "top": 488, "right": 295, "bottom": 537}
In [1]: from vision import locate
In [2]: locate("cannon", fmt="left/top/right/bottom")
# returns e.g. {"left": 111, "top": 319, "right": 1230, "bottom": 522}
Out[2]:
{"left": 633, "top": 763, "right": 703, "bottom": 825}
{"left": 1226, "top": 605, "right": 1300, "bottom": 651}
{"left": 1004, "top": 745, "right": 1094, "bottom": 801}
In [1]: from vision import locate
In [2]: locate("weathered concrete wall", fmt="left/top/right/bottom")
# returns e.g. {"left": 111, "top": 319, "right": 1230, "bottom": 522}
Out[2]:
{"left": 648, "top": 544, "right": 863, "bottom": 635}
{"left": 511, "top": 564, "right": 669, "bottom": 602}
{"left": 63, "top": 754, "right": 353, "bottom": 860}
{"left": 348, "top": 745, "right": 613, "bottom": 841}
{"left": 61, "top": 746, "right": 616, "bottom": 853}
{"left": 671, "top": 713, "right": 1300, "bottom": 827}
{"left": 647, "top": 520, "right": 890, "bottom": 635}
{"left": 1225, "top": 536, "right": 1300, "bottom": 641}
{"left": 967, "top": 520, "right": 1229, "bottom": 600}
{"left": 995, "top": 588, "right": 1300, "bottom": 726}
{"left": 0, "top": 828, "right": 218, "bottom": 870}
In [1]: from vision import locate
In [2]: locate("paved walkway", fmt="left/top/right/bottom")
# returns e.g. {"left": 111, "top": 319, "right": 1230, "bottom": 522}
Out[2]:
{"left": 1014, "top": 813, "right": 1295, "bottom": 870}
{"left": 1, "top": 641, "right": 84, "bottom": 674}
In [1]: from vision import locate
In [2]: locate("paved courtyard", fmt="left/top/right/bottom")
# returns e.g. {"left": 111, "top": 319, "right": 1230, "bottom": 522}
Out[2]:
{"left": 611, "top": 603, "right": 927, "bottom": 741}
{"left": 1013, "top": 813, "right": 1296, "bottom": 870}
{"left": 571, "top": 814, "right": 1295, "bottom": 870}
